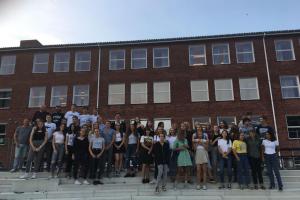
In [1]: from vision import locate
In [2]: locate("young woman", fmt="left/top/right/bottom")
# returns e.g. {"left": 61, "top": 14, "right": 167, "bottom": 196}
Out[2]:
{"left": 65, "top": 124, "right": 77, "bottom": 178}
{"left": 262, "top": 132, "right": 283, "bottom": 191}
{"left": 153, "top": 133, "right": 170, "bottom": 193}
{"left": 193, "top": 126, "right": 209, "bottom": 190}
{"left": 113, "top": 123, "right": 125, "bottom": 176}
{"left": 140, "top": 128, "right": 153, "bottom": 183}
{"left": 210, "top": 125, "right": 221, "bottom": 182}
{"left": 166, "top": 128, "right": 177, "bottom": 182}
{"left": 89, "top": 128, "right": 105, "bottom": 185}
{"left": 218, "top": 130, "right": 233, "bottom": 189}
{"left": 124, "top": 123, "right": 140, "bottom": 177}
{"left": 50, "top": 124, "right": 66, "bottom": 178}
{"left": 73, "top": 128, "right": 90, "bottom": 185}
{"left": 173, "top": 130, "right": 193, "bottom": 189}
{"left": 20, "top": 121, "right": 48, "bottom": 179}
{"left": 232, "top": 133, "right": 250, "bottom": 189}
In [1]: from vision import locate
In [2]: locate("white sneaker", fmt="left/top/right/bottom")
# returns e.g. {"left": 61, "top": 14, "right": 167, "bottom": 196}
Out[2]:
{"left": 20, "top": 173, "right": 29, "bottom": 179}
{"left": 196, "top": 185, "right": 201, "bottom": 190}
{"left": 74, "top": 180, "right": 82, "bottom": 185}
{"left": 10, "top": 168, "right": 17, "bottom": 173}
{"left": 83, "top": 180, "right": 90, "bottom": 185}
{"left": 150, "top": 179, "right": 157, "bottom": 184}
{"left": 202, "top": 185, "right": 207, "bottom": 190}
{"left": 31, "top": 173, "right": 37, "bottom": 179}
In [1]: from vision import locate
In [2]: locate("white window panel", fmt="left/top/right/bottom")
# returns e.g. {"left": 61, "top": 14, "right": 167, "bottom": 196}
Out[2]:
{"left": 109, "top": 50, "right": 125, "bottom": 70}
{"left": 29, "top": 87, "right": 46, "bottom": 108}
{"left": 131, "top": 49, "right": 147, "bottom": 69}
{"left": 239, "top": 77, "right": 259, "bottom": 100}
{"left": 75, "top": 51, "right": 91, "bottom": 71}
{"left": 190, "top": 80, "right": 209, "bottom": 102}
{"left": 275, "top": 40, "right": 295, "bottom": 61}
{"left": 235, "top": 42, "right": 255, "bottom": 63}
{"left": 153, "top": 48, "right": 169, "bottom": 68}
{"left": 51, "top": 86, "right": 68, "bottom": 107}
{"left": 153, "top": 81, "right": 171, "bottom": 103}
{"left": 154, "top": 118, "right": 172, "bottom": 134}
{"left": 214, "top": 79, "right": 234, "bottom": 101}
{"left": 280, "top": 76, "right": 300, "bottom": 99}
{"left": 108, "top": 83, "right": 125, "bottom": 105}
{"left": 73, "top": 85, "right": 89, "bottom": 106}
{"left": 131, "top": 83, "right": 147, "bottom": 104}
{"left": 0, "top": 88, "right": 12, "bottom": 108}
{"left": 192, "top": 117, "right": 211, "bottom": 128}
{"left": 32, "top": 53, "right": 49, "bottom": 73}
{"left": 0, "top": 55, "right": 16, "bottom": 75}
{"left": 212, "top": 43, "right": 230, "bottom": 65}
{"left": 189, "top": 45, "right": 206, "bottom": 65}
{"left": 54, "top": 52, "right": 70, "bottom": 72}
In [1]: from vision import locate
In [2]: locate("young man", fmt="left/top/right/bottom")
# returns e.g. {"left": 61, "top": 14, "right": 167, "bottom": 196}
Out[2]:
{"left": 10, "top": 118, "right": 32, "bottom": 172}
{"left": 44, "top": 115, "right": 57, "bottom": 171}
{"left": 32, "top": 105, "right": 49, "bottom": 124}
{"left": 90, "top": 108, "right": 99, "bottom": 124}
{"left": 256, "top": 116, "right": 274, "bottom": 140}
{"left": 51, "top": 106, "right": 65, "bottom": 127}
{"left": 79, "top": 107, "right": 92, "bottom": 127}
{"left": 65, "top": 104, "right": 80, "bottom": 127}
{"left": 239, "top": 118, "right": 255, "bottom": 138}
{"left": 111, "top": 113, "right": 126, "bottom": 133}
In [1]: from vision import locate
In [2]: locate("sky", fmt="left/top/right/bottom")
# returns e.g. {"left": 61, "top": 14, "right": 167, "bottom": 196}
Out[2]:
{"left": 0, "top": 0, "right": 299, "bottom": 47}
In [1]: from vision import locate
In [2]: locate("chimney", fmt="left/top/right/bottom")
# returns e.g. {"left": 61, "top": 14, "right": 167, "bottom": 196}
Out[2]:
{"left": 20, "top": 40, "right": 43, "bottom": 48}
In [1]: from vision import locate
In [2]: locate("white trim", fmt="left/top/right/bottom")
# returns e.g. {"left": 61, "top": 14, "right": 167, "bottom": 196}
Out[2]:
{"left": 274, "top": 39, "right": 296, "bottom": 61}
{"left": 239, "top": 77, "right": 260, "bottom": 100}
{"left": 109, "top": 49, "right": 125, "bottom": 70}
{"left": 153, "top": 47, "right": 170, "bottom": 68}
{"left": 212, "top": 43, "right": 231, "bottom": 65}
{"left": 190, "top": 80, "right": 209, "bottom": 102}
{"left": 50, "top": 86, "right": 68, "bottom": 107}
{"left": 53, "top": 52, "right": 70, "bottom": 72}
{"left": 130, "top": 82, "right": 148, "bottom": 104}
{"left": 28, "top": 86, "right": 46, "bottom": 108}
{"left": 217, "top": 116, "right": 237, "bottom": 125}
{"left": 214, "top": 79, "right": 234, "bottom": 101}
{"left": 235, "top": 41, "right": 255, "bottom": 63}
{"left": 72, "top": 85, "right": 90, "bottom": 106}
{"left": 108, "top": 83, "right": 125, "bottom": 105}
{"left": 0, "top": 88, "right": 12, "bottom": 109}
{"left": 131, "top": 48, "right": 147, "bottom": 69}
{"left": 74, "top": 51, "right": 91, "bottom": 72}
{"left": 189, "top": 45, "right": 207, "bottom": 66}
{"left": 32, "top": 53, "right": 49, "bottom": 73}
{"left": 0, "top": 55, "right": 16, "bottom": 75}
{"left": 280, "top": 75, "right": 300, "bottom": 99}
{"left": 153, "top": 81, "right": 171, "bottom": 103}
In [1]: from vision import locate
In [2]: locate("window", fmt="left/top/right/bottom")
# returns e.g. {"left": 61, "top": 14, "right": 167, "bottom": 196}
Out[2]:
{"left": 192, "top": 117, "right": 211, "bottom": 128}
{"left": 131, "top": 49, "right": 147, "bottom": 69}
{"left": 75, "top": 51, "right": 91, "bottom": 71}
{"left": 236, "top": 42, "right": 255, "bottom": 63}
{"left": 51, "top": 86, "right": 68, "bottom": 107}
{"left": 109, "top": 50, "right": 125, "bottom": 70}
{"left": 153, "top": 81, "right": 171, "bottom": 103}
{"left": 130, "top": 118, "right": 148, "bottom": 127}
{"left": 0, "top": 55, "right": 16, "bottom": 75}
{"left": 217, "top": 116, "right": 236, "bottom": 125}
{"left": 73, "top": 85, "right": 89, "bottom": 106}
{"left": 239, "top": 77, "right": 259, "bottom": 100}
{"left": 0, "top": 89, "right": 12, "bottom": 109}
{"left": 190, "top": 80, "right": 209, "bottom": 102}
{"left": 131, "top": 83, "right": 147, "bottom": 104}
{"left": 280, "top": 76, "right": 300, "bottom": 99}
{"left": 154, "top": 118, "right": 172, "bottom": 134}
{"left": 32, "top": 53, "right": 49, "bottom": 73}
{"left": 108, "top": 84, "right": 125, "bottom": 105}
{"left": 153, "top": 48, "right": 169, "bottom": 68}
{"left": 0, "top": 124, "right": 6, "bottom": 145}
{"left": 29, "top": 87, "right": 46, "bottom": 108}
{"left": 214, "top": 79, "right": 234, "bottom": 101}
{"left": 212, "top": 43, "right": 230, "bottom": 65}
{"left": 189, "top": 45, "right": 206, "bottom": 65}
{"left": 54, "top": 52, "right": 70, "bottom": 72}
{"left": 275, "top": 40, "right": 295, "bottom": 61}
{"left": 286, "top": 116, "right": 300, "bottom": 139}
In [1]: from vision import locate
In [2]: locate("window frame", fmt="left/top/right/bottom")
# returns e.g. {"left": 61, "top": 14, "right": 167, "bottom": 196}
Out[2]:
{"left": 131, "top": 48, "right": 147, "bottom": 69}
{"left": 0, "top": 55, "right": 16, "bottom": 75}
{"left": 192, "top": 117, "right": 211, "bottom": 128}
{"left": 0, "top": 88, "right": 12, "bottom": 109}
{"left": 235, "top": 41, "right": 255, "bottom": 63}
{"left": 50, "top": 86, "right": 68, "bottom": 107}
{"left": 130, "top": 82, "right": 148, "bottom": 104}
{"left": 153, "top": 118, "right": 172, "bottom": 133}
{"left": 153, "top": 81, "right": 171, "bottom": 103}
{"left": 239, "top": 77, "right": 260, "bottom": 100}
{"left": 109, "top": 49, "right": 125, "bottom": 70}
{"left": 153, "top": 47, "right": 170, "bottom": 68}
{"left": 53, "top": 52, "right": 70, "bottom": 72}
{"left": 214, "top": 79, "right": 234, "bottom": 101}
{"left": 190, "top": 80, "right": 209, "bottom": 102}
{"left": 75, "top": 51, "right": 91, "bottom": 72}
{"left": 0, "top": 123, "right": 7, "bottom": 145}
{"left": 32, "top": 53, "right": 49, "bottom": 73}
{"left": 108, "top": 83, "right": 125, "bottom": 105}
{"left": 286, "top": 115, "right": 300, "bottom": 140}
{"left": 28, "top": 86, "right": 46, "bottom": 108}
{"left": 274, "top": 39, "right": 296, "bottom": 61}
{"left": 212, "top": 43, "right": 231, "bottom": 65}
{"left": 280, "top": 75, "right": 300, "bottom": 99}
{"left": 217, "top": 116, "right": 237, "bottom": 125}
{"left": 72, "top": 85, "right": 90, "bottom": 106}
{"left": 189, "top": 45, "right": 207, "bottom": 66}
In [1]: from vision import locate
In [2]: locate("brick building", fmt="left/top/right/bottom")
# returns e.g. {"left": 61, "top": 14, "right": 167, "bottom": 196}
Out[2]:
{"left": 0, "top": 29, "right": 300, "bottom": 168}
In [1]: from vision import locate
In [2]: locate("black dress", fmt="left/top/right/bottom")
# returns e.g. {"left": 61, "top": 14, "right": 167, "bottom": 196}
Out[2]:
{"left": 140, "top": 136, "right": 153, "bottom": 164}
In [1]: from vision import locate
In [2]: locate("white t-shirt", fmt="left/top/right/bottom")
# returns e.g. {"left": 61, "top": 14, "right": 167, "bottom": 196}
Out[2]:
{"left": 44, "top": 122, "right": 57, "bottom": 140}
{"left": 90, "top": 115, "right": 98, "bottom": 124}
{"left": 66, "top": 133, "right": 76, "bottom": 146}
{"left": 115, "top": 132, "right": 123, "bottom": 142}
{"left": 140, "top": 135, "right": 154, "bottom": 143}
{"left": 262, "top": 139, "right": 279, "bottom": 155}
{"left": 79, "top": 114, "right": 92, "bottom": 126}
{"left": 65, "top": 111, "right": 80, "bottom": 127}
{"left": 53, "top": 131, "right": 65, "bottom": 144}
{"left": 128, "top": 133, "right": 138, "bottom": 145}
{"left": 166, "top": 136, "right": 177, "bottom": 149}
{"left": 218, "top": 139, "right": 232, "bottom": 153}
{"left": 91, "top": 136, "right": 105, "bottom": 149}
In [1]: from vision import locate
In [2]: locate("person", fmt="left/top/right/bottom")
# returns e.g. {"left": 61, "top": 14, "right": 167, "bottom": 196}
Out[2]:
{"left": 79, "top": 107, "right": 91, "bottom": 127}
{"left": 152, "top": 132, "right": 170, "bottom": 194}
{"left": 90, "top": 108, "right": 99, "bottom": 124}
{"left": 140, "top": 128, "right": 153, "bottom": 183}
{"left": 166, "top": 128, "right": 177, "bottom": 182}
{"left": 218, "top": 130, "right": 233, "bottom": 189}
{"left": 97, "top": 115, "right": 106, "bottom": 132}
{"left": 232, "top": 133, "right": 250, "bottom": 189}
{"left": 193, "top": 126, "right": 209, "bottom": 190}
{"left": 173, "top": 130, "right": 193, "bottom": 189}
{"left": 32, "top": 105, "right": 49, "bottom": 124}
{"left": 239, "top": 118, "right": 255, "bottom": 138}
{"left": 257, "top": 116, "right": 275, "bottom": 140}
{"left": 124, "top": 123, "right": 140, "bottom": 177}
{"left": 210, "top": 125, "right": 221, "bottom": 182}
{"left": 113, "top": 123, "right": 125, "bottom": 176}
{"left": 73, "top": 128, "right": 90, "bottom": 185}
{"left": 65, "top": 104, "right": 80, "bottom": 127}
{"left": 89, "top": 128, "right": 105, "bottom": 185}
{"left": 51, "top": 105, "right": 64, "bottom": 127}
{"left": 246, "top": 130, "right": 265, "bottom": 189}
{"left": 10, "top": 118, "right": 32, "bottom": 172}
{"left": 20, "top": 121, "right": 48, "bottom": 179}
{"left": 262, "top": 132, "right": 283, "bottom": 191}
{"left": 101, "top": 121, "right": 116, "bottom": 177}
{"left": 44, "top": 114, "right": 57, "bottom": 171}
{"left": 183, "top": 122, "right": 194, "bottom": 184}
{"left": 145, "top": 120, "right": 155, "bottom": 136}
{"left": 50, "top": 124, "right": 66, "bottom": 178}
{"left": 65, "top": 124, "right": 77, "bottom": 178}
{"left": 111, "top": 113, "right": 126, "bottom": 133}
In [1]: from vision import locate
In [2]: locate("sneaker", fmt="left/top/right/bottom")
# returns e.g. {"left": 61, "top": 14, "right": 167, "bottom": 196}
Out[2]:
{"left": 142, "top": 178, "right": 146, "bottom": 184}
{"left": 150, "top": 179, "right": 157, "bottom": 184}
{"left": 10, "top": 168, "right": 17, "bottom": 173}
{"left": 31, "top": 173, "right": 37, "bottom": 179}
{"left": 145, "top": 178, "right": 150, "bottom": 183}
{"left": 155, "top": 186, "right": 160, "bottom": 194}
{"left": 162, "top": 185, "right": 167, "bottom": 192}
{"left": 278, "top": 187, "right": 283, "bottom": 191}
{"left": 260, "top": 185, "right": 266, "bottom": 190}
{"left": 83, "top": 180, "right": 90, "bottom": 185}
{"left": 173, "top": 182, "right": 177, "bottom": 190}
{"left": 20, "top": 173, "right": 29, "bottom": 179}
{"left": 202, "top": 185, "right": 207, "bottom": 190}
{"left": 227, "top": 183, "right": 232, "bottom": 189}
{"left": 218, "top": 184, "right": 225, "bottom": 189}
{"left": 269, "top": 185, "right": 275, "bottom": 190}
{"left": 196, "top": 185, "right": 201, "bottom": 190}
{"left": 254, "top": 185, "right": 258, "bottom": 190}
{"left": 74, "top": 180, "right": 82, "bottom": 185}
{"left": 184, "top": 180, "right": 188, "bottom": 188}
{"left": 239, "top": 185, "right": 244, "bottom": 190}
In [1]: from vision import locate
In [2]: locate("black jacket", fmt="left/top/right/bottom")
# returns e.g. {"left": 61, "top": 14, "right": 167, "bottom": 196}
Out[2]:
{"left": 153, "top": 142, "right": 170, "bottom": 165}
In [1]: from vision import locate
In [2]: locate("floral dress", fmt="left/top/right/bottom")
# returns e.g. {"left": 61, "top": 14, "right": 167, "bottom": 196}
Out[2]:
{"left": 173, "top": 138, "right": 192, "bottom": 167}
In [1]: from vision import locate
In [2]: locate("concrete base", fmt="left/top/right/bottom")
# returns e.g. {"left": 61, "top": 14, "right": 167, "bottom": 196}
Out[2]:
{"left": 12, "top": 178, "right": 59, "bottom": 193}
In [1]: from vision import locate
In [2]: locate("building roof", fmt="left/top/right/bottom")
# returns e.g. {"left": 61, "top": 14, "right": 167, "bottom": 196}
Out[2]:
{"left": 1, "top": 29, "right": 300, "bottom": 51}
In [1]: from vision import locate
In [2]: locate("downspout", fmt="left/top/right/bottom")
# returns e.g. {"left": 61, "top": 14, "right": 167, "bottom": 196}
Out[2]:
{"left": 96, "top": 45, "right": 101, "bottom": 110}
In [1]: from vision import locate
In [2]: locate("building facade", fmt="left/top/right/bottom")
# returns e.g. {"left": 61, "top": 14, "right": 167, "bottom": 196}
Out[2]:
{"left": 0, "top": 30, "right": 300, "bottom": 168}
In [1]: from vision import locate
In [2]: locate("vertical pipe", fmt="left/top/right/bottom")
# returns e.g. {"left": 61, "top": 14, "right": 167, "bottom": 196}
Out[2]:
{"left": 96, "top": 46, "right": 101, "bottom": 109}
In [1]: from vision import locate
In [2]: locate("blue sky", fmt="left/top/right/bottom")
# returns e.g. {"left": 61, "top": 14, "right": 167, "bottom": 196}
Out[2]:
{"left": 0, "top": 0, "right": 299, "bottom": 47}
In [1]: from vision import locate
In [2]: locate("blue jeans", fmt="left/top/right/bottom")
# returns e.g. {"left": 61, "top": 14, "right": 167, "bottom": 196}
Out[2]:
{"left": 125, "top": 144, "right": 137, "bottom": 169}
{"left": 12, "top": 144, "right": 28, "bottom": 170}
{"left": 219, "top": 154, "right": 232, "bottom": 183}
{"left": 265, "top": 154, "right": 283, "bottom": 188}
{"left": 236, "top": 154, "right": 250, "bottom": 185}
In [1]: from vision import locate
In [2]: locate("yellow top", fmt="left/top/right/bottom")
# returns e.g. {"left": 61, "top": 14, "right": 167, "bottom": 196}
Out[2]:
{"left": 232, "top": 140, "right": 247, "bottom": 154}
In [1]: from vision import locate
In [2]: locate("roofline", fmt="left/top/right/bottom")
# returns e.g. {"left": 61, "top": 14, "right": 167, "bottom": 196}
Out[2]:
{"left": 1, "top": 29, "right": 300, "bottom": 52}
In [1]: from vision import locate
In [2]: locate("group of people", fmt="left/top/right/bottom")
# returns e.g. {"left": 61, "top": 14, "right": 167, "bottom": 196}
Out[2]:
{"left": 10, "top": 105, "right": 283, "bottom": 193}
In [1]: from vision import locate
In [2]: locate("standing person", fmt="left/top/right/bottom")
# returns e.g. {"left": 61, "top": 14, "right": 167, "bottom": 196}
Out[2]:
{"left": 113, "top": 123, "right": 125, "bottom": 176}
{"left": 111, "top": 113, "right": 126, "bottom": 133}
{"left": 65, "top": 104, "right": 80, "bottom": 128}
{"left": 145, "top": 120, "right": 155, "bottom": 136}
{"left": 124, "top": 123, "right": 140, "bottom": 177}
{"left": 79, "top": 107, "right": 91, "bottom": 127}
{"left": 152, "top": 133, "right": 170, "bottom": 194}
{"left": 183, "top": 122, "right": 194, "bottom": 184}
{"left": 239, "top": 118, "right": 255, "bottom": 138}
{"left": 50, "top": 124, "right": 65, "bottom": 178}
{"left": 193, "top": 127, "right": 209, "bottom": 190}
{"left": 101, "top": 121, "right": 115, "bottom": 177}
{"left": 246, "top": 130, "right": 265, "bottom": 189}
{"left": 90, "top": 108, "right": 99, "bottom": 124}
{"left": 73, "top": 128, "right": 90, "bottom": 185}
{"left": 173, "top": 130, "right": 193, "bottom": 189}
{"left": 257, "top": 116, "right": 275, "bottom": 140}
{"left": 20, "top": 121, "right": 48, "bottom": 179}
{"left": 166, "top": 128, "right": 177, "bottom": 182}
{"left": 98, "top": 115, "right": 106, "bottom": 132}
{"left": 89, "top": 128, "right": 105, "bottom": 185}
{"left": 210, "top": 125, "right": 221, "bottom": 182}
{"left": 51, "top": 106, "right": 65, "bottom": 127}
{"left": 44, "top": 115, "right": 57, "bottom": 172}
{"left": 232, "top": 133, "right": 250, "bottom": 189}
{"left": 10, "top": 118, "right": 32, "bottom": 172}
{"left": 140, "top": 128, "right": 153, "bottom": 183}
{"left": 32, "top": 105, "right": 49, "bottom": 124}
{"left": 262, "top": 132, "right": 283, "bottom": 191}
{"left": 218, "top": 130, "right": 233, "bottom": 189}
{"left": 65, "top": 124, "right": 77, "bottom": 178}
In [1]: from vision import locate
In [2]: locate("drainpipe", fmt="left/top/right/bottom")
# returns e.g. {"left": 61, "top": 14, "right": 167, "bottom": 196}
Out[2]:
{"left": 96, "top": 45, "right": 101, "bottom": 110}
